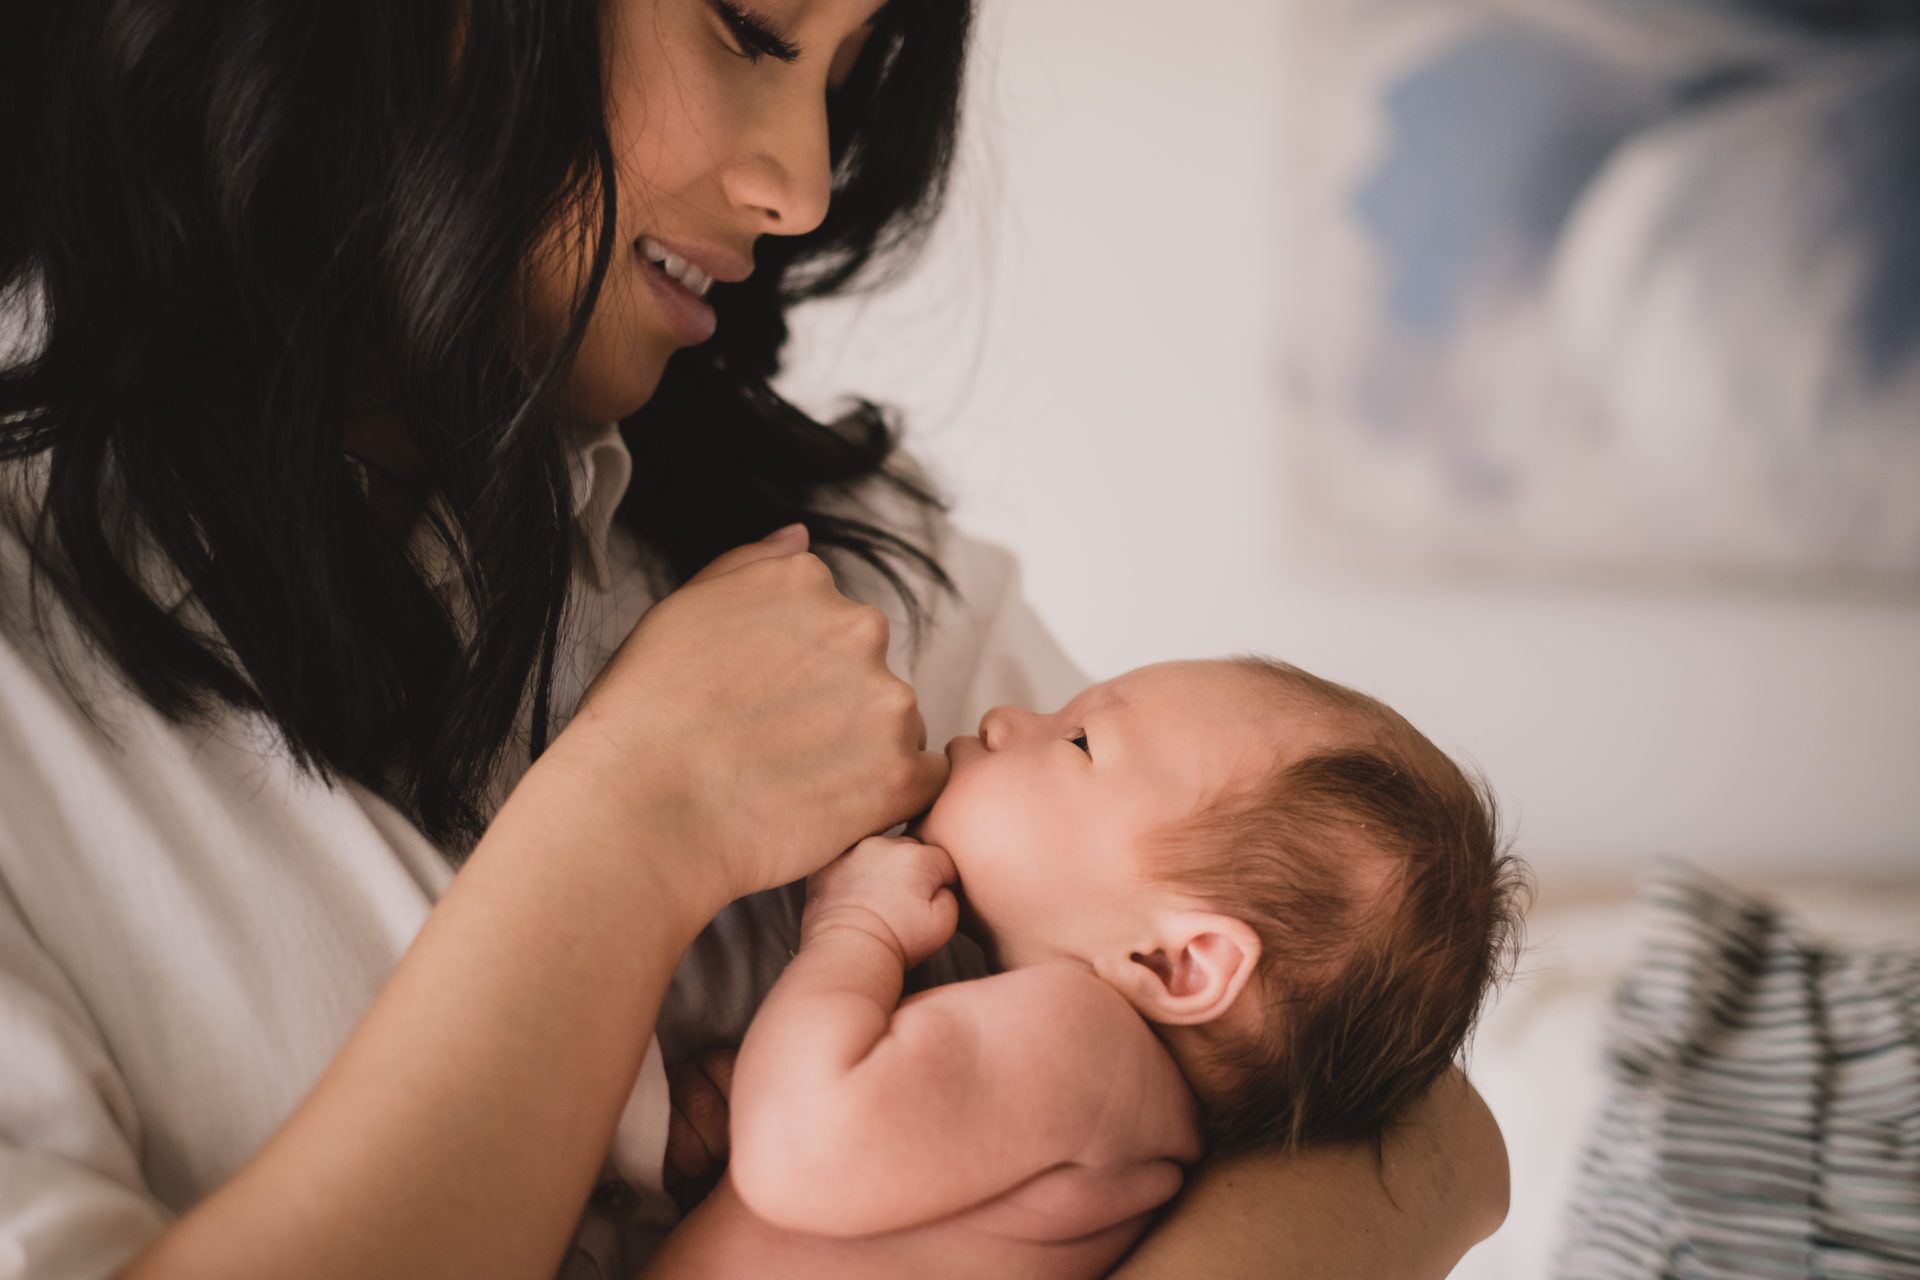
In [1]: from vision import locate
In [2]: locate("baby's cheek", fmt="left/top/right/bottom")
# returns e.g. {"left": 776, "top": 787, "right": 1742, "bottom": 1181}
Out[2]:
{"left": 922, "top": 774, "right": 1024, "bottom": 881}
{"left": 917, "top": 769, "right": 981, "bottom": 854}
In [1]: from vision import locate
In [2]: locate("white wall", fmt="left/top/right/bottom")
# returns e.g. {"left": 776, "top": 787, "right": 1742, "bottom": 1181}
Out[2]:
{"left": 777, "top": 0, "right": 1920, "bottom": 879}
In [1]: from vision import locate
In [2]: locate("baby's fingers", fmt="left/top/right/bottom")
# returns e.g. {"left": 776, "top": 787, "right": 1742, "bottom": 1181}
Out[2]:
{"left": 929, "top": 883, "right": 959, "bottom": 937}
{"left": 913, "top": 837, "right": 958, "bottom": 891}
{"left": 903, "top": 884, "right": 960, "bottom": 968}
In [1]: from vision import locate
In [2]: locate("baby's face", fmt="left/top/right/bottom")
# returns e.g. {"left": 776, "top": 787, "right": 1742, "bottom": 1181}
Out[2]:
{"left": 917, "top": 660, "right": 1303, "bottom": 969}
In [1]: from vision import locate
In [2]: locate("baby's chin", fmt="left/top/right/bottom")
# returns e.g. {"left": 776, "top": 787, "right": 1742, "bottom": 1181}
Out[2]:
{"left": 916, "top": 732, "right": 992, "bottom": 838}
{"left": 901, "top": 791, "right": 943, "bottom": 843}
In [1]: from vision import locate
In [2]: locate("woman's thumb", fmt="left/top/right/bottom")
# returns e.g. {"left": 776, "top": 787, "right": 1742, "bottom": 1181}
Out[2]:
{"left": 687, "top": 522, "right": 810, "bottom": 584}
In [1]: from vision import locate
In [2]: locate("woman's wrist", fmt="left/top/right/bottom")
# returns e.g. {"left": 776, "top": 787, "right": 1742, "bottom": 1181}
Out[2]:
{"left": 506, "top": 737, "right": 734, "bottom": 942}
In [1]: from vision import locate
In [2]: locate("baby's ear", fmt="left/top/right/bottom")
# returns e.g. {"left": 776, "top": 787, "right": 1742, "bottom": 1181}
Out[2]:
{"left": 1097, "top": 911, "right": 1261, "bottom": 1026}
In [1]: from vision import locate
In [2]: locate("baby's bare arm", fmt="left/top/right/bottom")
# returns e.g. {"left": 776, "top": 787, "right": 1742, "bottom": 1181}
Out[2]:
{"left": 732, "top": 945, "right": 1194, "bottom": 1237}
{"left": 727, "top": 836, "right": 957, "bottom": 1232}
{"left": 732, "top": 835, "right": 1200, "bottom": 1237}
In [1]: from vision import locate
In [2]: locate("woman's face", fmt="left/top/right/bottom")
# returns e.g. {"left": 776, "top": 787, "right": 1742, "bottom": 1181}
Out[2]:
{"left": 541, "top": 0, "right": 884, "bottom": 422}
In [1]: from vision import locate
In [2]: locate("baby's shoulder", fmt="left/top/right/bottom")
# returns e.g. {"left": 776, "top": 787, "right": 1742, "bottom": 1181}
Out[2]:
{"left": 902, "top": 961, "right": 1139, "bottom": 1043}
{"left": 908, "top": 963, "right": 1200, "bottom": 1148}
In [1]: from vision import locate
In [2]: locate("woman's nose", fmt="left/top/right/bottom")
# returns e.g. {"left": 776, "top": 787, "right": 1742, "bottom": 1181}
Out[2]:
{"left": 719, "top": 86, "right": 833, "bottom": 237}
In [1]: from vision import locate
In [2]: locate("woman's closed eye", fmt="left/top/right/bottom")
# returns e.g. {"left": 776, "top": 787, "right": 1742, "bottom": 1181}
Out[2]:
{"left": 708, "top": 0, "right": 801, "bottom": 65}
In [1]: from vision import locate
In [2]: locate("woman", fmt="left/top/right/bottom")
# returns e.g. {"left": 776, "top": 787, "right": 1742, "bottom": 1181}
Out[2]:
{"left": 0, "top": 1, "right": 1508, "bottom": 1276}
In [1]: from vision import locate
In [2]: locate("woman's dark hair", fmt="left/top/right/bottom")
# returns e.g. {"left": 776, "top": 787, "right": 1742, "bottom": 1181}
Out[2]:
{"left": 0, "top": 0, "right": 972, "bottom": 854}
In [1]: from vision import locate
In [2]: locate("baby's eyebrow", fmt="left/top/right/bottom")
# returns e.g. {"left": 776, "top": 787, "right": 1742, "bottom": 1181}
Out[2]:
{"left": 1061, "top": 687, "right": 1127, "bottom": 741}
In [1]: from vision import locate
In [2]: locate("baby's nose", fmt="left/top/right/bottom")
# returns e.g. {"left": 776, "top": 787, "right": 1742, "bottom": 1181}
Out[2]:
{"left": 978, "top": 704, "right": 1034, "bottom": 751}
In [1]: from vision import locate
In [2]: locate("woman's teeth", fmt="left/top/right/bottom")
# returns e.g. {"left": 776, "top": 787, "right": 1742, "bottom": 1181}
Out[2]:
{"left": 638, "top": 236, "right": 713, "bottom": 298}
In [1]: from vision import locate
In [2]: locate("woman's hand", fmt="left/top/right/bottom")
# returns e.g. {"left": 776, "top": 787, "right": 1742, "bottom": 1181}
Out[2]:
{"left": 1109, "top": 1068, "right": 1509, "bottom": 1279}
{"left": 543, "top": 524, "right": 951, "bottom": 913}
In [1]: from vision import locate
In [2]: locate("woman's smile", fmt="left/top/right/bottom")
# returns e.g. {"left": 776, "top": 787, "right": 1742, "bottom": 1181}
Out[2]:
{"left": 637, "top": 240, "right": 719, "bottom": 346}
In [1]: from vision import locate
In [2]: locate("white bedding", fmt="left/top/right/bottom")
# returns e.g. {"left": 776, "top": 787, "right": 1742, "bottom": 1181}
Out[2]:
{"left": 1451, "top": 869, "right": 1920, "bottom": 1280}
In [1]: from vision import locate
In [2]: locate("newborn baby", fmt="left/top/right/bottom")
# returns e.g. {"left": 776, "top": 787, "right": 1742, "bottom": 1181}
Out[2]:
{"left": 643, "top": 656, "right": 1524, "bottom": 1279}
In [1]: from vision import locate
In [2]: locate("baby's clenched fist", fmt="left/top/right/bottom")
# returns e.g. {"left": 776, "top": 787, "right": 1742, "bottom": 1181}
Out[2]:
{"left": 801, "top": 835, "right": 960, "bottom": 969}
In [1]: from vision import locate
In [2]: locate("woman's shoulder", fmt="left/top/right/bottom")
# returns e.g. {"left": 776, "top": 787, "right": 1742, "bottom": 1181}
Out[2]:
{"left": 0, "top": 468, "right": 108, "bottom": 723}
{"left": 0, "top": 456, "right": 161, "bottom": 734}
{"left": 0, "top": 458, "right": 302, "bottom": 842}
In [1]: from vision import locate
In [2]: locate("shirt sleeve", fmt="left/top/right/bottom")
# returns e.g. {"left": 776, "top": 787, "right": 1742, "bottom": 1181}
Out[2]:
{"left": 0, "top": 887, "right": 171, "bottom": 1279}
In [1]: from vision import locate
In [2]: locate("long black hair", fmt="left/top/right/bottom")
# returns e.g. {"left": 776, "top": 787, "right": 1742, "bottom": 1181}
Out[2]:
{"left": 0, "top": 0, "right": 972, "bottom": 854}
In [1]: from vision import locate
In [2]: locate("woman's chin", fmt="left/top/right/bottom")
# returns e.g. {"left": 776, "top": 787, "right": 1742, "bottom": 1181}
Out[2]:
{"left": 561, "top": 333, "right": 668, "bottom": 423}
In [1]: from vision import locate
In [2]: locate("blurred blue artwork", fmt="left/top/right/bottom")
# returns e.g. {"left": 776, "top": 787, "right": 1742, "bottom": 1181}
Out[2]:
{"left": 1284, "top": 0, "right": 1920, "bottom": 582}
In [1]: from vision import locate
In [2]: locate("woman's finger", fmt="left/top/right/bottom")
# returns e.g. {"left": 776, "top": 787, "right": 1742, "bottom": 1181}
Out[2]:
{"left": 560, "top": 520, "right": 947, "bottom": 900}
{"left": 888, "top": 750, "right": 950, "bottom": 831}
{"left": 685, "top": 523, "right": 809, "bottom": 585}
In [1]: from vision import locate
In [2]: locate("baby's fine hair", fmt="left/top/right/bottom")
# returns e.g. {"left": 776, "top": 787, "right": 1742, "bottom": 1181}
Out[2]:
{"left": 1142, "top": 656, "right": 1529, "bottom": 1155}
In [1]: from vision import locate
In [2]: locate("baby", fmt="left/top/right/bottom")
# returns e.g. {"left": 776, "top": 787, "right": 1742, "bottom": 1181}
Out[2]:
{"left": 642, "top": 655, "right": 1525, "bottom": 1279}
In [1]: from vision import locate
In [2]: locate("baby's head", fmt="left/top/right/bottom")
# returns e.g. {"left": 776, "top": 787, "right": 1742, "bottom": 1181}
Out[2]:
{"left": 918, "top": 656, "right": 1526, "bottom": 1154}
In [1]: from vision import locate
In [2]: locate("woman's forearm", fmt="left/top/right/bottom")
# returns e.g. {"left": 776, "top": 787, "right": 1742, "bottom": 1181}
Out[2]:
{"left": 1109, "top": 1069, "right": 1510, "bottom": 1280}
{"left": 121, "top": 755, "right": 727, "bottom": 1280}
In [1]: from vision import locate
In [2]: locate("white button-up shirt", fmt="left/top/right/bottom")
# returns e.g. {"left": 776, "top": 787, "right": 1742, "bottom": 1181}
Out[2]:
{"left": 0, "top": 422, "right": 1090, "bottom": 1279}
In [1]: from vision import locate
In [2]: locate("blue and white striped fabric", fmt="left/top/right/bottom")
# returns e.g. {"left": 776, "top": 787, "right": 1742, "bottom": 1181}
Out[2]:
{"left": 1554, "top": 862, "right": 1920, "bottom": 1279}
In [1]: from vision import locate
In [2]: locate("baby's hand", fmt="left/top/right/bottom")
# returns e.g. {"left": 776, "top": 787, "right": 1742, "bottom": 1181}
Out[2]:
{"left": 801, "top": 835, "right": 959, "bottom": 968}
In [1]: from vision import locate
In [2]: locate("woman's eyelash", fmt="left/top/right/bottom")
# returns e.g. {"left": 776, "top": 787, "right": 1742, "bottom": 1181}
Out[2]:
{"left": 1070, "top": 732, "right": 1091, "bottom": 756}
{"left": 708, "top": 0, "right": 802, "bottom": 64}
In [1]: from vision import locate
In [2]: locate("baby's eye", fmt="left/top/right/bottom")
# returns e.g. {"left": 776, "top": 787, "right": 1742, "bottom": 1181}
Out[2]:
{"left": 1069, "top": 732, "right": 1090, "bottom": 756}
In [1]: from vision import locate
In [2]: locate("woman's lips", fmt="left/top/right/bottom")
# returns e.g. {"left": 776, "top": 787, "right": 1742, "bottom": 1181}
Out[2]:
{"left": 637, "top": 247, "right": 717, "bottom": 346}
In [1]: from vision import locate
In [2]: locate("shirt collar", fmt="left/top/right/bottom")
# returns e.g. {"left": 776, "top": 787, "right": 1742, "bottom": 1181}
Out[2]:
{"left": 561, "top": 418, "right": 633, "bottom": 592}
{"left": 403, "top": 419, "right": 633, "bottom": 595}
